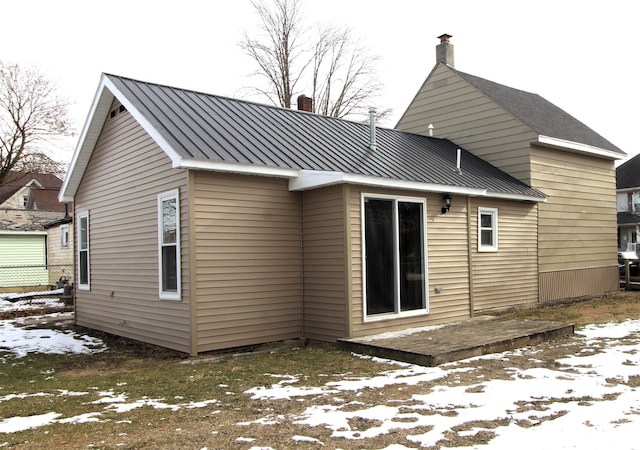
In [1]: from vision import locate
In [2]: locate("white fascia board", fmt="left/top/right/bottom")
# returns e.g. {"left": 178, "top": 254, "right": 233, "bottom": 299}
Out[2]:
{"left": 59, "top": 75, "right": 186, "bottom": 202}
{"left": 288, "top": 170, "right": 345, "bottom": 190}
{"left": 290, "top": 170, "right": 547, "bottom": 202}
{"left": 290, "top": 170, "right": 486, "bottom": 195}
{"left": 343, "top": 174, "right": 488, "bottom": 196}
{"left": 536, "top": 135, "right": 625, "bottom": 160}
{"left": 59, "top": 74, "right": 115, "bottom": 202}
{"left": 179, "top": 158, "right": 298, "bottom": 178}
{"left": 618, "top": 187, "right": 640, "bottom": 194}
{"left": 101, "top": 76, "right": 184, "bottom": 168}
{"left": 486, "top": 191, "right": 547, "bottom": 202}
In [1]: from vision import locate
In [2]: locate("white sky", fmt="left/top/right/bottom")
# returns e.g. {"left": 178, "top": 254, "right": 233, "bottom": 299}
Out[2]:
{"left": 1, "top": 0, "right": 637, "bottom": 166}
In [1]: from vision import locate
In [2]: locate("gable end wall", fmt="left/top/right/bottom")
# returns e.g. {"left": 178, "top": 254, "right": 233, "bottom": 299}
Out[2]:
{"left": 396, "top": 64, "right": 536, "bottom": 185}
{"left": 73, "top": 100, "right": 192, "bottom": 353}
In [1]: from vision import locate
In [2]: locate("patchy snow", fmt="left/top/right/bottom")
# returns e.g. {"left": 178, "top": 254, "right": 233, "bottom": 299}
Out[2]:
{"left": 0, "top": 295, "right": 64, "bottom": 312}
{"left": 0, "top": 311, "right": 638, "bottom": 449}
{"left": 0, "top": 297, "right": 105, "bottom": 358}
{"left": 0, "top": 318, "right": 105, "bottom": 358}
{"left": 245, "top": 320, "right": 640, "bottom": 449}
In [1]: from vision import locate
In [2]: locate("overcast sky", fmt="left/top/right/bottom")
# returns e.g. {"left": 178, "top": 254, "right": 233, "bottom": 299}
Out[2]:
{"left": 2, "top": 0, "right": 637, "bottom": 165}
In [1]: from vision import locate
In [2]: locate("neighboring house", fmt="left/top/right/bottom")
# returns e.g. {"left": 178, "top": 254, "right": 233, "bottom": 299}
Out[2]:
{"left": 0, "top": 173, "right": 73, "bottom": 291}
{"left": 0, "top": 210, "right": 68, "bottom": 291}
{"left": 60, "top": 36, "right": 623, "bottom": 355}
{"left": 616, "top": 153, "right": 640, "bottom": 252}
{"left": 0, "top": 172, "right": 66, "bottom": 211}
{"left": 396, "top": 34, "right": 624, "bottom": 303}
{"left": 43, "top": 215, "right": 74, "bottom": 285}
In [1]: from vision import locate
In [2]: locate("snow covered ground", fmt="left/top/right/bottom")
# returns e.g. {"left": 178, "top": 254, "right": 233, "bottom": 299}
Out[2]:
{"left": 0, "top": 297, "right": 639, "bottom": 449}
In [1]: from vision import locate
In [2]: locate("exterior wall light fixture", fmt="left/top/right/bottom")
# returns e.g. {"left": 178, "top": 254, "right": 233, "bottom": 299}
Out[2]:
{"left": 442, "top": 194, "right": 452, "bottom": 214}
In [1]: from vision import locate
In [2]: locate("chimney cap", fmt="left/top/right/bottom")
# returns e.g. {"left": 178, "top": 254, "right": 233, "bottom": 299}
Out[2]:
{"left": 438, "top": 33, "right": 452, "bottom": 43}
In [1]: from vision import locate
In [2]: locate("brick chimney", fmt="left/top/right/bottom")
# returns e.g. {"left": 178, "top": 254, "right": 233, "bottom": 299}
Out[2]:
{"left": 436, "top": 33, "right": 454, "bottom": 67}
{"left": 297, "top": 95, "right": 313, "bottom": 112}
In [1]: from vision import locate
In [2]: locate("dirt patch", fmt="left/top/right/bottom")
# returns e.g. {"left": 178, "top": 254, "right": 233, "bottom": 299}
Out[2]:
{"left": 499, "top": 290, "right": 640, "bottom": 326}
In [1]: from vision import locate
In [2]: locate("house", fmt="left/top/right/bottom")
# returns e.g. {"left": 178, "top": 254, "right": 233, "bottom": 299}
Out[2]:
{"left": 0, "top": 172, "right": 66, "bottom": 211}
{"left": 0, "top": 209, "right": 69, "bottom": 292}
{"left": 616, "top": 153, "right": 640, "bottom": 252}
{"left": 0, "top": 173, "right": 73, "bottom": 292}
{"left": 396, "top": 34, "right": 624, "bottom": 303}
{"left": 60, "top": 36, "right": 623, "bottom": 355}
{"left": 43, "top": 215, "right": 74, "bottom": 286}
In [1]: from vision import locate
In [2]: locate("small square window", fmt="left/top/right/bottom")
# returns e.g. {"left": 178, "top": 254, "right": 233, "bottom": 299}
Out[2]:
{"left": 478, "top": 207, "right": 498, "bottom": 252}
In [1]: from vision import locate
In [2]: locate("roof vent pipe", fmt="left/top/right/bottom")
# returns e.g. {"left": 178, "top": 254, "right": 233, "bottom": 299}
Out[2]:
{"left": 369, "top": 107, "right": 377, "bottom": 151}
{"left": 428, "top": 123, "right": 434, "bottom": 137}
{"left": 456, "top": 148, "right": 462, "bottom": 174}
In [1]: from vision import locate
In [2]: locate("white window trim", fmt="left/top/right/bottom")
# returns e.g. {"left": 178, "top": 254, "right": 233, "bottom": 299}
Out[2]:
{"left": 478, "top": 207, "right": 499, "bottom": 252}
{"left": 158, "top": 189, "right": 181, "bottom": 301}
{"left": 77, "top": 211, "right": 90, "bottom": 290}
{"left": 60, "top": 224, "right": 69, "bottom": 248}
{"left": 361, "top": 193, "right": 429, "bottom": 323}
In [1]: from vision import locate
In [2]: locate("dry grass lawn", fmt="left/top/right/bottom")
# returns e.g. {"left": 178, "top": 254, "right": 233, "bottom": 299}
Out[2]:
{"left": 1, "top": 290, "right": 639, "bottom": 449}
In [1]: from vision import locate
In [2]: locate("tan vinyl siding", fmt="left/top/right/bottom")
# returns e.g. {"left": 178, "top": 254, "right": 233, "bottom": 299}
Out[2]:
{"left": 396, "top": 64, "right": 536, "bottom": 184}
{"left": 192, "top": 172, "right": 303, "bottom": 352}
{"left": 531, "top": 145, "right": 619, "bottom": 300}
{"left": 470, "top": 199, "right": 538, "bottom": 311}
{"left": 348, "top": 187, "right": 471, "bottom": 338}
{"left": 302, "top": 185, "right": 348, "bottom": 341}
{"left": 74, "top": 100, "right": 191, "bottom": 353}
{"left": 532, "top": 146, "right": 618, "bottom": 271}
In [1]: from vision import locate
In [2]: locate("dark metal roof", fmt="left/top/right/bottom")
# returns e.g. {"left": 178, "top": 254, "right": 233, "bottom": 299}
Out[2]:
{"left": 451, "top": 68, "right": 624, "bottom": 156}
{"left": 617, "top": 153, "right": 640, "bottom": 190}
{"left": 106, "top": 74, "right": 545, "bottom": 199}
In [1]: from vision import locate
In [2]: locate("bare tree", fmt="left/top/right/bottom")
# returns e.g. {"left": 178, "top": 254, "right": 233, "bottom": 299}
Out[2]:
{"left": 0, "top": 62, "right": 73, "bottom": 185}
{"left": 240, "top": 0, "right": 389, "bottom": 121}
{"left": 239, "top": 0, "right": 308, "bottom": 109}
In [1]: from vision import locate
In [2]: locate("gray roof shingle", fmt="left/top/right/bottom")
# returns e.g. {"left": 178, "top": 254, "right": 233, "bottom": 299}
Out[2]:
{"left": 618, "top": 212, "right": 640, "bottom": 225}
{"left": 107, "top": 75, "right": 545, "bottom": 200}
{"left": 617, "top": 153, "right": 640, "bottom": 190}
{"left": 452, "top": 68, "right": 624, "bottom": 155}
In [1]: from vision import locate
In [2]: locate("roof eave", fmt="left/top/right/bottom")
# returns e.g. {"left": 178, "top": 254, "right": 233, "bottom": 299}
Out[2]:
{"left": 179, "top": 159, "right": 298, "bottom": 178}
{"left": 536, "top": 135, "right": 625, "bottom": 160}
{"left": 289, "top": 170, "right": 546, "bottom": 202}
{"left": 59, "top": 74, "right": 186, "bottom": 203}
{"left": 59, "top": 74, "right": 114, "bottom": 203}
{"left": 617, "top": 187, "right": 640, "bottom": 194}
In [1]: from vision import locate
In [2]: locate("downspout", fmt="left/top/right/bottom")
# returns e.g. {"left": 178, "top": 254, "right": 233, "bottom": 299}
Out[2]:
{"left": 467, "top": 196, "right": 475, "bottom": 317}
{"left": 299, "top": 191, "right": 305, "bottom": 341}
{"left": 188, "top": 172, "right": 199, "bottom": 356}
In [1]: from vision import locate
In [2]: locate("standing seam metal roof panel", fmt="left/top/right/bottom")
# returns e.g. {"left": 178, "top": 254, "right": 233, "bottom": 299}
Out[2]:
{"left": 105, "top": 74, "right": 545, "bottom": 199}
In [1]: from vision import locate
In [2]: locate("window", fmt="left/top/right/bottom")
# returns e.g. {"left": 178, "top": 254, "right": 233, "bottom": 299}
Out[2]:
{"left": 77, "top": 212, "right": 90, "bottom": 289}
{"left": 158, "top": 190, "right": 181, "bottom": 300}
{"left": 362, "top": 195, "right": 428, "bottom": 320}
{"left": 478, "top": 207, "right": 498, "bottom": 252}
{"left": 60, "top": 225, "right": 69, "bottom": 248}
